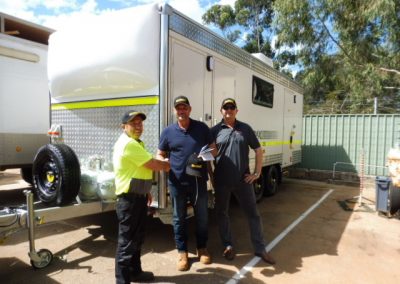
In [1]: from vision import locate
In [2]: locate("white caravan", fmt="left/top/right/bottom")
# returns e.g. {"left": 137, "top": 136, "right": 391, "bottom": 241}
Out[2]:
{"left": 36, "top": 3, "right": 303, "bottom": 209}
{"left": 0, "top": 13, "right": 52, "bottom": 182}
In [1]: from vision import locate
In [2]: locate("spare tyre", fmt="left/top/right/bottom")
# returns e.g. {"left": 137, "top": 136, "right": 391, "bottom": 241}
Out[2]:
{"left": 20, "top": 166, "right": 33, "bottom": 185}
{"left": 33, "top": 144, "right": 80, "bottom": 206}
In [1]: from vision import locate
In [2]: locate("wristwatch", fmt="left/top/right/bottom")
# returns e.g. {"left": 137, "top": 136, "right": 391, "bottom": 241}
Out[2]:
{"left": 253, "top": 172, "right": 260, "bottom": 177}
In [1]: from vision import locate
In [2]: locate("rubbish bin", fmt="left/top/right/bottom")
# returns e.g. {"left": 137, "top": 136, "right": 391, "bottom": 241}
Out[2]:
{"left": 375, "top": 176, "right": 400, "bottom": 215}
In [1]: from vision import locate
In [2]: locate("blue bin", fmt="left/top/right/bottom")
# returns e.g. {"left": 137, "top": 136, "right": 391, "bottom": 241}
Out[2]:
{"left": 375, "top": 176, "right": 400, "bottom": 215}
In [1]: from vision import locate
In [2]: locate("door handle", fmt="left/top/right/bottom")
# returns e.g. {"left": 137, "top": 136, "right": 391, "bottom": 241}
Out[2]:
{"left": 204, "top": 113, "right": 212, "bottom": 121}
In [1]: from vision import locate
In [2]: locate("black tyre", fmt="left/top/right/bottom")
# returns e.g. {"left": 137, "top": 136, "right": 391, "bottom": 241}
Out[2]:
{"left": 20, "top": 166, "right": 33, "bottom": 185}
{"left": 32, "top": 144, "right": 80, "bottom": 206}
{"left": 264, "top": 166, "right": 279, "bottom": 196}
{"left": 253, "top": 173, "right": 264, "bottom": 203}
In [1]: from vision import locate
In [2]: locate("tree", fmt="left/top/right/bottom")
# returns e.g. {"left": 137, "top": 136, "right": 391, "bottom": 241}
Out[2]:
{"left": 202, "top": 0, "right": 275, "bottom": 56}
{"left": 202, "top": 4, "right": 241, "bottom": 43}
{"left": 273, "top": 0, "right": 400, "bottom": 113}
{"left": 234, "top": 0, "right": 274, "bottom": 55}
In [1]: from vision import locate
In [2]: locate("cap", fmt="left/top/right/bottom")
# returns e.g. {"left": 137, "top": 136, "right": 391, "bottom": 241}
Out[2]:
{"left": 186, "top": 153, "right": 203, "bottom": 177}
{"left": 121, "top": 110, "right": 146, "bottom": 124}
{"left": 174, "top": 96, "right": 190, "bottom": 107}
{"left": 221, "top": 98, "right": 237, "bottom": 108}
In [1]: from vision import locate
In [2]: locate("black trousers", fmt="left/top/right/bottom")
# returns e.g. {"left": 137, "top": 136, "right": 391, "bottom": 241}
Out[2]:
{"left": 115, "top": 193, "right": 148, "bottom": 284}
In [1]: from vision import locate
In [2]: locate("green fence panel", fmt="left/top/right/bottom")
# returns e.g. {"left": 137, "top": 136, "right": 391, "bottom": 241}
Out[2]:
{"left": 299, "top": 114, "right": 400, "bottom": 176}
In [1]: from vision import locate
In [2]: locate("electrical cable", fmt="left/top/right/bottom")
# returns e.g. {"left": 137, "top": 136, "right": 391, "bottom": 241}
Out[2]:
{"left": 193, "top": 176, "right": 199, "bottom": 207}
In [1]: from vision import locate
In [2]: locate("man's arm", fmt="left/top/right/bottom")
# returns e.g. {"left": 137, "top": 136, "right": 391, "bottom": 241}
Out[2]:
{"left": 244, "top": 147, "right": 263, "bottom": 184}
{"left": 143, "top": 157, "right": 170, "bottom": 172}
{"left": 156, "top": 149, "right": 167, "bottom": 160}
{"left": 208, "top": 142, "right": 218, "bottom": 157}
{"left": 253, "top": 147, "right": 263, "bottom": 176}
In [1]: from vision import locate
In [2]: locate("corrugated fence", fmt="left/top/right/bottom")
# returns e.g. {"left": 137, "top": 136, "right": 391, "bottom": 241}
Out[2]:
{"left": 298, "top": 114, "right": 400, "bottom": 176}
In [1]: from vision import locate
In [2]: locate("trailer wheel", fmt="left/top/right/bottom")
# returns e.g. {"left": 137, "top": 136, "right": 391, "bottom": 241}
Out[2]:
{"left": 33, "top": 144, "right": 80, "bottom": 206}
{"left": 264, "top": 166, "right": 279, "bottom": 196}
{"left": 21, "top": 166, "right": 33, "bottom": 185}
{"left": 253, "top": 174, "right": 264, "bottom": 203}
{"left": 30, "top": 249, "right": 53, "bottom": 269}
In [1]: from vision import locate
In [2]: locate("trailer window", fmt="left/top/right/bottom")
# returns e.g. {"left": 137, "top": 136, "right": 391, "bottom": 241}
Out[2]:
{"left": 252, "top": 76, "right": 274, "bottom": 108}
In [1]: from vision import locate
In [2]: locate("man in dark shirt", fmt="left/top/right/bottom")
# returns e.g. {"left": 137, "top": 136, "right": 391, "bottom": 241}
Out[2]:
{"left": 211, "top": 98, "right": 275, "bottom": 265}
{"left": 157, "top": 96, "right": 216, "bottom": 271}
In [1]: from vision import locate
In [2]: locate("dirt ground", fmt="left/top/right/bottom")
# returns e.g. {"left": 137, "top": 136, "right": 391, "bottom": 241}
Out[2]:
{"left": 1, "top": 169, "right": 400, "bottom": 284}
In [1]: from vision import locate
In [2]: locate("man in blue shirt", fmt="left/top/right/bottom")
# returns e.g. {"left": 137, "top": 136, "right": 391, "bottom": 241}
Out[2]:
{"left": 157, "top": 96, "right": 216, "bottom": 271}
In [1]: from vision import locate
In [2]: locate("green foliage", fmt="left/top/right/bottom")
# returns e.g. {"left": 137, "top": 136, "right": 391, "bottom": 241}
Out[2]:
{"left": 274, "top": 0, "right": 400, "bottom": 114}
{"left": 202, "top": 4, "right": 241, "bottom": 42}
{"left": 202, "top": 0, "right": 400, "bottom": 114}
{"left": 202, "top": 0, "right": 274, "bottom": 54}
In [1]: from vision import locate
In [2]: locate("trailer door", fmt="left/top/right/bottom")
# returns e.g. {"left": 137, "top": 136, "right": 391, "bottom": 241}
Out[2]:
{"left": 282, "top": 89, "right": 303, "bottom": 167}
{"left": 170, "top": 40, "right": 212, "bottom": 126}
{"left": 212, "top": 59, "right": 235, "bottom": 126}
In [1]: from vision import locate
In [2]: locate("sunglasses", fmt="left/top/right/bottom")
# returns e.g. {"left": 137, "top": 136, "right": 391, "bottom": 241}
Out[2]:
{"left": 222, "top": 105, "right": 236, "bottom": 110}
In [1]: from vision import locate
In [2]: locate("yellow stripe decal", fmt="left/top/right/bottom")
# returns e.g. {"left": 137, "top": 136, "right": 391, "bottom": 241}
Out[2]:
{"left": 51, "top": 96, "right": 159, "bottom": 110}
{"left": 260, "top": 140, "right": 302, "bottom": 146}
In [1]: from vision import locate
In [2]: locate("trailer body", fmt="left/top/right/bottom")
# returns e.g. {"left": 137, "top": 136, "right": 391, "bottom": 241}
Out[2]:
{"left": 42, "top": 2, "right": 303, "bottom": 213}
{"left": 0, "top": 13, "right": 52, "bottom": 179}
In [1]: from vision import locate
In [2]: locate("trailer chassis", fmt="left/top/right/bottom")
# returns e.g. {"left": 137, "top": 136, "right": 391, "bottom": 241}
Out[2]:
{"left": 0, "top": 191, "right": 115, "bottom": 268}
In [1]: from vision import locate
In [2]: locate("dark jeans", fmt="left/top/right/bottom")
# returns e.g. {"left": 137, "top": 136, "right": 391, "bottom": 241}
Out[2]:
{"left": 214, "top": 181, "right": 266, "bottom": 254}
{"left": 115, "top": 193, "right": 148, "bottom": 284}
{"left": 169, "top": 178, "right": 208, "bottom": 252}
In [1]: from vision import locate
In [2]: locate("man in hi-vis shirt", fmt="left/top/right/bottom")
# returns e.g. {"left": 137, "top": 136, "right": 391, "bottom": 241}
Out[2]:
{"left": 113, "top": 110, "right": 170, "bottom": 284}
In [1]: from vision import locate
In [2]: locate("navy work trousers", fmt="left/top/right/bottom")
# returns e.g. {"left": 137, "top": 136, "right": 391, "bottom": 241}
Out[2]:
{"left": 214, "top": 181, "right": 266, "bottom": 254}
{"left": 115, "top": 193, "right": 148, "bottom": 284}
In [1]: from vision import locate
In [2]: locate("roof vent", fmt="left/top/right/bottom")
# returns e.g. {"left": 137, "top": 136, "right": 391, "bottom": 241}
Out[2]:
{"left": 251, "top": 53, "right": 273, "bottom": 67}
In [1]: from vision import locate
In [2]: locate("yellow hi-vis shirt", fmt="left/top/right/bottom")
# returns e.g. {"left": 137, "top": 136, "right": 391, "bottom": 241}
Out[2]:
{"left": 113, "top": 132, "right": 152, "bottom": 195}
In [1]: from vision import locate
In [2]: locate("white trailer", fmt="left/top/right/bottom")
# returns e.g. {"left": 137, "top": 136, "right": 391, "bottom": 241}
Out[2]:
{"left": 0, "top": 13, "right": 52, "bottom": 182}
{"left": 37, "top": 2, "right": 302, "bottom": 208}
{"left": 0, "top": 2, "right": 303, "bottom": 268}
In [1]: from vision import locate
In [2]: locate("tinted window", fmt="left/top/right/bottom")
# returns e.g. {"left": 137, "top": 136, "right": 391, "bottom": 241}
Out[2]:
{"left": 252, "top": 76, "right": 274, "bottom": 108}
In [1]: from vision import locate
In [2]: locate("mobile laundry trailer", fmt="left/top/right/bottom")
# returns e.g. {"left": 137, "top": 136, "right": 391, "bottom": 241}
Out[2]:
{"left": 0, "top": 12, "right": 52, "bottom": 183}
{"left": 40, "top": 2, "right": 303, "bottom": 207}
{"left": 0, "top": 2, "right": 303, "bottom": 268}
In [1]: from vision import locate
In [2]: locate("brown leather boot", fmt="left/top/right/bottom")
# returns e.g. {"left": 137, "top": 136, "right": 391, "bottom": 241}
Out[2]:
{"left": 177, "top": 252, "right": 189, "bottom": 271}
{"left": 197, "top": 248, "right": 212, "bottom": 264}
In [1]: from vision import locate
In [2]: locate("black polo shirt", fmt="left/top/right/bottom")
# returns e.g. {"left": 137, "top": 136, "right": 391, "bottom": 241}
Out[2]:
{"left": 211, "top": 119, "right": 260, "bottom": 186}
{"left": 159, "top": 118, "right": 212, "bottom": 183}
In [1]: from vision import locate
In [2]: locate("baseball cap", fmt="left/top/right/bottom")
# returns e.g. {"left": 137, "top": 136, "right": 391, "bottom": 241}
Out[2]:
{"left": 221, "top": 98, "right": 237, "bottom": 108}
{"left": 121, "top": 110, "right": 146, "bottom": 124}
{"left": 174, "top": 96, "right": 190, "bottom": 107}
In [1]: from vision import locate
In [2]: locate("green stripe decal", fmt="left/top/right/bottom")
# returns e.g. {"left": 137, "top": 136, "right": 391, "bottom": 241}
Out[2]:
{"left": 51, "top": 96, "right": 159, "bottom": 110}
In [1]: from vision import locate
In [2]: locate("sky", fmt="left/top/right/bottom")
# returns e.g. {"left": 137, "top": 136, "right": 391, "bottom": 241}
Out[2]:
{"left": 0, "top": 0, "right": 235, "bottom": 30}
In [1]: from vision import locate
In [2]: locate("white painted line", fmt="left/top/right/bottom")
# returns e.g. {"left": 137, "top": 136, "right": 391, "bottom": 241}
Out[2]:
{"left": 226, "top": 189, "right": 334, "bottom": 284}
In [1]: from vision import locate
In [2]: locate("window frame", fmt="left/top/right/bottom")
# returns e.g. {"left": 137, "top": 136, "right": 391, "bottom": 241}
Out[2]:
{"left": 252, "top": 75, "right": 274, "bottom": 108}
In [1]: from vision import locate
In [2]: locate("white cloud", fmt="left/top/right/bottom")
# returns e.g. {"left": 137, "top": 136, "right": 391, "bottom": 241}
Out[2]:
{"left": 80, "top": 0, "right": 98, "bottom": 13}
{"left": 169, "top": 0, "right": 204, "bottom": 23}
{"left": 41, "top": 0, "right": 79, "bottom": 10}
{"left": 0, "top": 0, "right": 212, "bottom": 29}
{"left": 217, "top": 0, "right": 235, "bottom": 7}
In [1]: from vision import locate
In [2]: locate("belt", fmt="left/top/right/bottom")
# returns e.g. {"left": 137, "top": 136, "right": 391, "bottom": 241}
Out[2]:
{"left": 117, "top": 191, "right": 147, "bottom": 198}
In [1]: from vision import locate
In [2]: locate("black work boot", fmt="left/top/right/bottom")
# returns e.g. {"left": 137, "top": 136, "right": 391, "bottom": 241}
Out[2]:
{"left": 131, "top": 270, "right": 154, "bottom": 282}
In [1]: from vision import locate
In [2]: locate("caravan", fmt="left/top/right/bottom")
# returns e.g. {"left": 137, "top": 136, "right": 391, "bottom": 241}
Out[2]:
{"left": 34, "top": 2, "right": 303, "bottom": 209}
{"left": 0, "top": 13, "right": 52, "bottom": 183}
